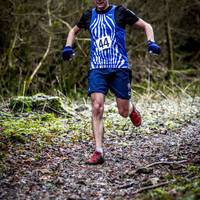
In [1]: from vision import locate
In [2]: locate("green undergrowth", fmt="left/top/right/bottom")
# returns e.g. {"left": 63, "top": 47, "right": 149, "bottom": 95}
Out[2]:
{"left": 132, "top": 78, "right": 200, "bottom": 101}
{"left": 103, "top": 93, "right": 200, "bottom": 139}
{"left": 137, "top": 165, "right": 200, "bottom": 200}
{"left": 0, "top": 86, "right": 200, "bottom": 160}
{"left": 1, "top": 113, "right": 62, "bottom": 142}
{"left": 0, "top": 86, "right": 200, "bottom": 198}
{"left": 0, "top": 112, "right": 90, "bottom": 149}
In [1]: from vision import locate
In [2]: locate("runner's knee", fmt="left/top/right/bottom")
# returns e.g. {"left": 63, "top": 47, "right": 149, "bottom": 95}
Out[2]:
{"left": 118, "top": 108, "right": 129, "bottom": 118}
{"left": 92, "top": 101, "right": 104, "bottom": 117}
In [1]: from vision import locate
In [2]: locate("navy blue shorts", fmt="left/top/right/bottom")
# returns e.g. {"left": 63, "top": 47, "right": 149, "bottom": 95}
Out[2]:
{"left": 88, "top": 68, "right": 132, "bottom": 100}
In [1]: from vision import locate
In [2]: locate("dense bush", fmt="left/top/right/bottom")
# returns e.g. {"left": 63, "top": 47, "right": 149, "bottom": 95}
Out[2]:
{"left": 0, "top": 0, "right": 199, "bottom": 96}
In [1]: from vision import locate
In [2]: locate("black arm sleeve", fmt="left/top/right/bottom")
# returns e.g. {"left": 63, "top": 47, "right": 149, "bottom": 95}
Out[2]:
{"left": 115, "top": 5, "right": 139, "bottom": 28}
{"left": 76, "top": 9, "right": 92, "bottom": 30}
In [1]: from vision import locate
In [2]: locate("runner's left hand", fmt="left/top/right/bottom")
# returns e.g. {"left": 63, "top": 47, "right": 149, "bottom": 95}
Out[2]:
{"left": 147, "top": 41, "right": 161, "bottom": 55}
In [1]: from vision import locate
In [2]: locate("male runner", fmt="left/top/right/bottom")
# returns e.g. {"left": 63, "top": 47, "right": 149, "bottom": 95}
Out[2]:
{"left": 62, "top": 0, "right": 161, "bottom": 165}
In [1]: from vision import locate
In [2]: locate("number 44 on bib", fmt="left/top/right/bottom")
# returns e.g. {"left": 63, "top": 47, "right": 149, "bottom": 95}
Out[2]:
{"left": 96, "top": 36, "right": 112, "bottom": 51}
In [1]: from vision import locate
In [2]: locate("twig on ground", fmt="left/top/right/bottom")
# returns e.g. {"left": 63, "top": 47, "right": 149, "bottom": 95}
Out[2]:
{"left": 118, "top": 160, "right": 188, "bottom": 189}
{"left": 118, "top": 179, "right": 175, "bottom": 190}
{"left": 142, "top": 159, "right": 188, "bottom": 169}
{"left": 133, "top": 160, "right": 188, "bottom": 175}
{"left": 130, "top": 180, "right": 176, "bottom": 195}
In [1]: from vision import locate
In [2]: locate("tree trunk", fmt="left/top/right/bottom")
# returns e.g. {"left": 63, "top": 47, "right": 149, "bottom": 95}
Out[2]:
{"left": 164, "top": 0, "right": 175, "bottom": 78}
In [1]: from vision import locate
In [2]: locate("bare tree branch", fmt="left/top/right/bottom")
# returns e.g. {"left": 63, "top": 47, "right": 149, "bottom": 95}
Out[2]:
{"left": 26, "top": 0, "right": 52, "bottom": 90}
{"left": 8, "top": 25, "right": 18, "bottom": 68}
{"left": 52, "top": 14, "right": 89, "bottom": 57}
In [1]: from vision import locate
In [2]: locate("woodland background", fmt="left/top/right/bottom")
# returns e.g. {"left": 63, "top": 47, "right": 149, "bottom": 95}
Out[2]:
{"left": 0, "top": 0, "right": 199, "bottom": 97}
{"left": 0, "top": 1, "right": 200, "bottom": 199}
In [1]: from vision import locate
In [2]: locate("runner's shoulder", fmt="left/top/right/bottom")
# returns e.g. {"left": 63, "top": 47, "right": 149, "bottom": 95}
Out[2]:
{"left": 82, "top": 8, "right": 92, "bottom": 18}
{"left": 115, "top": 4, "right": 139, "bottom": 27}
{"left": 76, "top": 8, "right": 92, "bottom": 29}
{"left": 115, "top": 4, "right": 137, "bottom": 16}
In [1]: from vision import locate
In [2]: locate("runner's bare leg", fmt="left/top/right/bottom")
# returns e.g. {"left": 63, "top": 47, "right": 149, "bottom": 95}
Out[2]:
{"left": 116, "top": 98, "right": 134, "bottom": 117}
{"left": 91, "top": 93, "right": 105, "bottom": 150}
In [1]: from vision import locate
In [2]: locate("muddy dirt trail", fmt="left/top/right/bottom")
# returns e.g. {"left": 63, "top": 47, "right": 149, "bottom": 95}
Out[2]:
{"left": 0, "top": 118, "right": 199, "bottom": 200}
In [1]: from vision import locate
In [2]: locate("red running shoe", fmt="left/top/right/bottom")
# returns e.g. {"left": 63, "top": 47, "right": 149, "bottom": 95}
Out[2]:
{"left": 85, "top": 151, "right": 104, "bottom": 165}
{"left": 129, "top": 108, "right": 142, "bottom": 127}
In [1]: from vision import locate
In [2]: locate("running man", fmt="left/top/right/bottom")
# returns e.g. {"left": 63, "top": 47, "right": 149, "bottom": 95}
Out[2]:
{"left": 62, "top": 0, "right": 161, "bottom": 165}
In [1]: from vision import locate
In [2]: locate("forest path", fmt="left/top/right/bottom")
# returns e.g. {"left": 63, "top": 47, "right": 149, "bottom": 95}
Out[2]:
{"left": 0, "top": 95, "right": 200, "bottom": 199}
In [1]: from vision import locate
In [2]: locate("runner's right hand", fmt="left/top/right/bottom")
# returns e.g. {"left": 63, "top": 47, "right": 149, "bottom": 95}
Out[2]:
{"left": 62, "top": 46, "right": 75, "bottom": 61}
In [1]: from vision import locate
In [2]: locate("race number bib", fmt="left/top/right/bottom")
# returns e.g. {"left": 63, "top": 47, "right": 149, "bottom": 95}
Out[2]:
{"left": 96, "top": 36, "right": 112, "bottom": 51}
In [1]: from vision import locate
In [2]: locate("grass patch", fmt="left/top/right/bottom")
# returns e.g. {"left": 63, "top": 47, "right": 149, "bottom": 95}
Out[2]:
{"left": 1, "top": 89, "right": 199, "bottom": 147}
{"left": 137, "top": 165, "right": 200, "bottom": 200}
{"left": 0, "top": 113, "right": 64, "bottom": 144}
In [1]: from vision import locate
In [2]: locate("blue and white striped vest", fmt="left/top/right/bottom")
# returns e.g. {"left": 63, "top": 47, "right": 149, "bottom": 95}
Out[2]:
{"left": 89, "top": 6, "right": 129, "bottom": 69}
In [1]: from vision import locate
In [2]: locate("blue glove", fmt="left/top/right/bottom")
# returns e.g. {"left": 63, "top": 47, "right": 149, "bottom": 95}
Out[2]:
{"left": 62, "top": 46, "right": 75, "bottom": 61}
{"left": 147, "top": 41, "right": 161, "bottom": 55}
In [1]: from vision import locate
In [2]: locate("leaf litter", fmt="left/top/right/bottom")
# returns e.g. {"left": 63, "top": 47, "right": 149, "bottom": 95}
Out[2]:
{"left": 0, "top": 93, "right": 200, "bottom": 199}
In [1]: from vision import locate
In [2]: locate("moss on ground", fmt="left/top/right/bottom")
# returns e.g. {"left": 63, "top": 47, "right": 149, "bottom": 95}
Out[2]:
{"left": 0, "top": 90, "right": 200, "bottom": 199}
{"left": 138, "top": 175, "right": 200, "bottom": 200}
